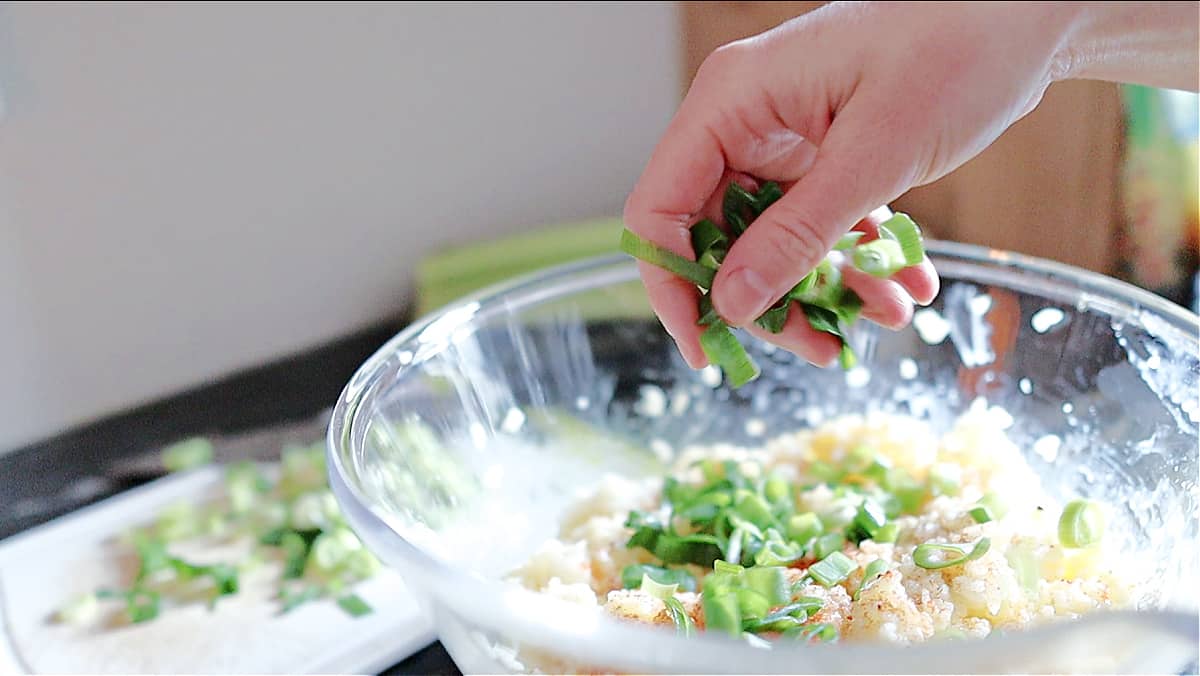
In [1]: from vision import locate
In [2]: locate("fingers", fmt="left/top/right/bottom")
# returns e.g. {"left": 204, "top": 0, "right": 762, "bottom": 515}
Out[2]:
{"left": 840, "top": 265, "right": 914, "bottom": 330}
{"left": 622, "top": 95, "right": 727, "bottom": 368}
{"left": 743, "top": 308, "right": 843, "bottom": 368}
{"left": 852, "top": 206, "right": 940, "bottom": 306}
{"left": 639, "top": 262, "right": 709, "bottom": 369}
{"left": 893, "top": 259, "right": 940, "bottom": 307}
{"left": 711, "top": 97, "right": 927, "bottom": 326}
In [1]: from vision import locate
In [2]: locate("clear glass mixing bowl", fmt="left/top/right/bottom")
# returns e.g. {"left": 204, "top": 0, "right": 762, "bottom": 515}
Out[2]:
{"left": 328, "top": 241, "right": 1200, "bottom": 674}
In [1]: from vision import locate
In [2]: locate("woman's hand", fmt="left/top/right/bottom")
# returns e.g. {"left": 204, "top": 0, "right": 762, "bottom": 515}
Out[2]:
{"left": 622, "top": 1, "right": 1198, "bottom": 369}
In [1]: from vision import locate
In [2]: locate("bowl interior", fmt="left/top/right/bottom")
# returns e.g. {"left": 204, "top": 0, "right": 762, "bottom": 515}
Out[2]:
{"left": 330, "top": 242, "right": 1200, "bottom": 673}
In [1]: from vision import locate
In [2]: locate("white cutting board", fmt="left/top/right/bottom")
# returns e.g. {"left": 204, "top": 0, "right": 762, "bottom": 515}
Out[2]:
{"left": 0, "top": 467, "right": 436, "bottom": 675}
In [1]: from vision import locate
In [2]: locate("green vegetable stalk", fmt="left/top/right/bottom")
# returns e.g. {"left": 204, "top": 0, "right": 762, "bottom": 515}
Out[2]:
{"left": 619, "top": 181, "right": 926, "bottom": 387}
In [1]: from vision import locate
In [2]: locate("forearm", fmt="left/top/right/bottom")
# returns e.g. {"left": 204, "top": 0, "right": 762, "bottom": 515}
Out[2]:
{"left": 1059, "top": 1, "right": 1199, "bottom": 91}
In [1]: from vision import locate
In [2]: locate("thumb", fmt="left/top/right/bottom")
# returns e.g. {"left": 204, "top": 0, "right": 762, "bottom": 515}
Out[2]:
{"left": 711, "top": 101, "right": 927, "bottom": 326}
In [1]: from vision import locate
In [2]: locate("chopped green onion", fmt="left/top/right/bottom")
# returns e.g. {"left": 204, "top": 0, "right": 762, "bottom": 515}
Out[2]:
{"left": 968, "top": 505, "right": 993, "bottom": 524}
{"left": 754, "top": 300, "right": 791, "bottom": 333}
{"left": 928, "top": 464, "right": 961, "bottom": 497}
{"left": 279, "top": 584, "right": 324, "bottom": 613}
{"left": 1006, "top": 543, "right": 1040, "bottom": 594}
{"left": 640, "top": 573, "right": 679, "bottom": 600}
{"left": 813, "top": 532, "right": 845, "bottom": 560}
{"left": 788, "top": 270, "right": 818, "bottom": 299}
{"left": 913, "top": 537, "right": 991, "bottom": 570}
{"left": 735, "top": 587, "right": 772, "bottom": 619}
{"left": 838, "top": 344, "right": 858, "bottom": 370}
{"left": 702, "top": 591, "right": 742, "bottom": 637}
{"left": 764, "top": 473, "right": 792, "bottom": 506}
{"left": 877, "top": 212, "right": 925, "bottom": 266}
{"left": 161, "top": 437, "right": 214, "bottom": 473}
{"left": 308, "top": 528, "right": 364, "bottom": 575}
{"left": 786, "top": 512, "right": 822, "bottom": 546}
{"left": 743, "top": 597, "right": 825, "bottom": 633}
{"left": 699, "top": 321, "right": 761, "bottom": 387}
{"left": 754, "top": 536, "right": 803, "bottom": 567}
{"left": 734, "top": 490, "right": 778, "bottom": 530}
{"left": 620, "top": 564, "right": 697, "bottom": 592}
{"left": 834, "top": 231, "right": 866, "bottom": 250}
{"left": 853, "top": 559, "right": 889, "bottom": 601}
{"left": 336, "top": 593, "right": 373, "bottom": 618}
{"left": 784, "top": 622, "right": 839, "bottom": 643}
{"left": 742, "top": 566, "right": 790, "bottom": 607}
{"left": 696, "top": 293, "right": 720, "bottom": 326}
{"left": 663, "top": 596, "right": 695, "bottom": 637}
{"left": 852, "top": 239, "right": 907, "bottom": 278}
{"left": 853, "top": 499, "right": 888, "bottom": 539}
{"left": 883, "top": 468, "right": 927, "bottom": 514}
{"left": 723, "top": 183, "right": 759, "bottom": 229}
{"left": 714, "top": 559, "right": 746, "bottom": 576}
{"left": 126, "top": 588, "right": 161, "bottom": 623}
{"left": 698, "top": 247, "right": 726, "bottom": 270}
{"left": 690, "top": 219, "right": 727, "bottom": 256}
{"left": 724, "top": 527, "right": 745, "bottom": 567}
{"left": 872, "top": 523, "right": 900, "bottom": 544}
{"left": 752, "top": 181, "right": 784, "bottom": 211}
{"left": 1058, "top": 499, "right": 1105, "bottom": 548}
{"left": 790, "top": 260, "right": 842, "bottom": 307}
{"left": 978, "top": 492, "right": 1008, "bottom": 519}
{"left": 618, "top": 228, "right": 715, "bottom": 289}
{"left": 55, "top": 592, "right": 99, "bottom": 625}
{"left": 808, "top": 551, "right": 855, "bottom": 587}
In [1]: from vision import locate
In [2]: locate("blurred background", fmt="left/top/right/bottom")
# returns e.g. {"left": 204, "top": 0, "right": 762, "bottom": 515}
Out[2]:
{"left": 0, "top": 1, "right": 1196, "bottom": 454}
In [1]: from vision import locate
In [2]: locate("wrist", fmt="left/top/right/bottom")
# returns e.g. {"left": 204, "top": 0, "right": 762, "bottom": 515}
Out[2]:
{"left": 1051, "top": 1, "right": 1200, "bottom": 90}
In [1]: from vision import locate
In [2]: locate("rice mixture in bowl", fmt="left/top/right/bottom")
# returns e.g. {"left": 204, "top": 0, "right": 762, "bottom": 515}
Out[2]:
{"left": 510, "top": 403, "right": 1136, "bottom": 654}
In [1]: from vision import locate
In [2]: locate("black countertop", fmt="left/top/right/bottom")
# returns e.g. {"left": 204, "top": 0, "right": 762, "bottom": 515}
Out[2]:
{"left": 0, "top": 316, "right": 461, "bottom": 676}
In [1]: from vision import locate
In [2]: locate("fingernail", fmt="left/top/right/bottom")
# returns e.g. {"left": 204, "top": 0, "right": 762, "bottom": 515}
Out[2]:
{"left": 715, "top": 267, "right": 773, "bottom": 325}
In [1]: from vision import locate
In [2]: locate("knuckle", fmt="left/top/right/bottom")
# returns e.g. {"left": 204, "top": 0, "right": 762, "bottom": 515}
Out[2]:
{"left": 694, "top": 41, "right": 750, "bottom": 86}
{"left": 759, "top": 202, "right": 832, "bottom": 273}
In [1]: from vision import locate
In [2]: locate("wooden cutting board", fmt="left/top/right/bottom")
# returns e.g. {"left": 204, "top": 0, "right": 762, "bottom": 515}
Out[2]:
{"left": 0, "top": 467, "right": 435, "bottom": 675}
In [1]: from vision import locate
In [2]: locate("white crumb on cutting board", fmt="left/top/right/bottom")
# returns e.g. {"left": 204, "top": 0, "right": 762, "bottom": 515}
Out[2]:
{"left": 0, "top": 468, "right": 434, "bottom": 675}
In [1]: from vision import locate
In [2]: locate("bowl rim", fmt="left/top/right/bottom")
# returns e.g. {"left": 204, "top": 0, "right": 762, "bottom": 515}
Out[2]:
{"left": 327, "top": 239, "right": 1200, "bottom": 672}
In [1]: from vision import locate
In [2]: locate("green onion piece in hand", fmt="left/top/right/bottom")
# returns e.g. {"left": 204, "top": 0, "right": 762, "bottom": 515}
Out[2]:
{"left": 913, "top": 537, "right": 991, "bottom": 570}
{"left": 754, "top": 300, "right": 791, "bottom": 334}
{"left": 751, "top": 181, "right": 784, "bottom": 212}
{"left": 852, "top": 239, "right": 907, "bottom": 278}
{"left": 691, "top": 219, "right": 728, "bottom": 257}
{"left": 1058, "top": 499, "right": 1105, "bottom": 548}
{"left": 697, "top": 293, "right": 720, "bottom": 326}
{"left": 619, "top": 228, "right": 715, "bottom": 289}
{"left": 834, "top": 231, "right": 866, "bottom": 250}
{"left": 698, "top": 247, "right": 726, "bottom": 270}
{"left": 877, "top": 212, "right": 925, "bottom": 266}
{"left": 699, "top": 321, "right": 761, "bottom": 387}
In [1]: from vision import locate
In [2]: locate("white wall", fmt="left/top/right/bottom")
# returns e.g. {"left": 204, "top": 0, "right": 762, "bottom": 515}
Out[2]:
{"left": 0, "top": 1, "right": 682, "bottom": 451}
